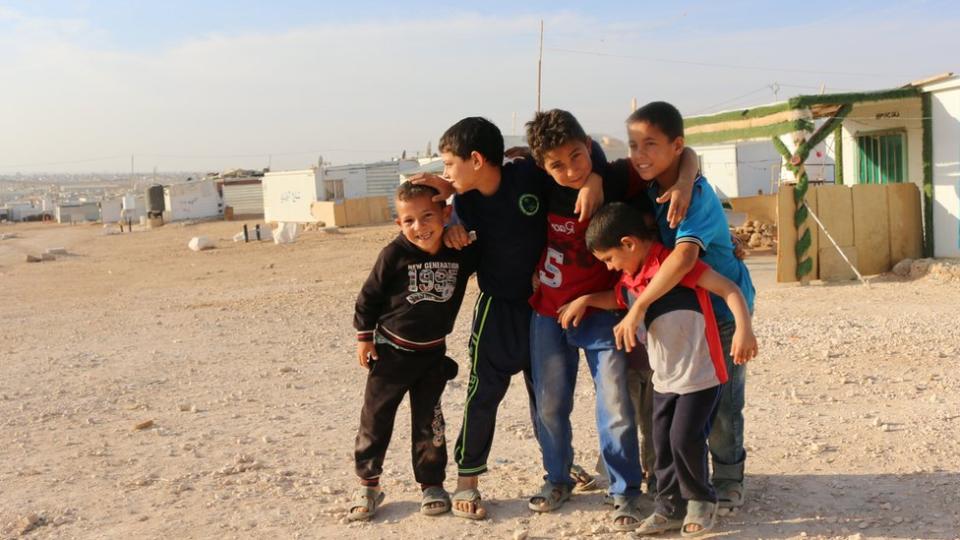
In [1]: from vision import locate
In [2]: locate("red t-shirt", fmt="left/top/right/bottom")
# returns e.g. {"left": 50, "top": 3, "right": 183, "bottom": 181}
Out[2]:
{"left": 530, "top": 164, "right": 646, "bottom": 318}
{"left": 530, "top": 213, "right": 620, "bottom": 317}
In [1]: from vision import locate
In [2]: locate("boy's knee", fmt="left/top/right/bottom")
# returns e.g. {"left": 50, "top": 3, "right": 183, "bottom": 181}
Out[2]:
{"left": 537, "top": 394, "right": 571, "bottom": 423}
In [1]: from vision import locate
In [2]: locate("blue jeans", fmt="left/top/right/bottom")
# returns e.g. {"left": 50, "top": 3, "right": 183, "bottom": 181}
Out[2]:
{"left": 530, "top": 311, "right": 642, "bottom": 497}
{"left": 709, "top": 320, "right": 747, "bottom": 485}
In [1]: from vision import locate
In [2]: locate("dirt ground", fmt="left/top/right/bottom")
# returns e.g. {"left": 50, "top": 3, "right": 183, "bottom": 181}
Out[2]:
{"left": 1, "top": 220, "right": 958, "bottom": 540}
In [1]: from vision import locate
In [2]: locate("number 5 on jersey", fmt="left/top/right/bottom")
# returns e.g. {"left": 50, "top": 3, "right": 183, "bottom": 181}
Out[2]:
{"left": 539, "top": 247, "right": 563, "bottom": 288}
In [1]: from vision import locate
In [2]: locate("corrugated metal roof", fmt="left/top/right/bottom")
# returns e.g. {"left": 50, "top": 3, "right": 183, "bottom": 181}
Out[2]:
{"left": 366, "top": 163, "right": 402, "bottom": 212}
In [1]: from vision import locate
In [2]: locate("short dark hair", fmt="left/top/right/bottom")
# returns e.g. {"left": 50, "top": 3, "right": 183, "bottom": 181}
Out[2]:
{"left": 396, "top": 181, "right": 445, "bottom": 207}
{"left": 585, "top": 202, "right": 656, "bottom": 251}
{"left": 438, "top": 117, "right": 504, "bottom": 168}
{"left": 525, "top": 109, "right": 589, "bottom": 165}
{"left": 626, "top": 101, "right": 684, "bottom": 140}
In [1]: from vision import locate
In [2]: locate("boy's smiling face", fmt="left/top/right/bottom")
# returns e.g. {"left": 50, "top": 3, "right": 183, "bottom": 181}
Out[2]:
{"left": 395, "top": 195, "right": 450, "bottom": 254}
{"left": 541, "top": 139, "right": 593, "bottom": 190}
{"left": 627, "top": 121, "right": 684, "bottom": 181}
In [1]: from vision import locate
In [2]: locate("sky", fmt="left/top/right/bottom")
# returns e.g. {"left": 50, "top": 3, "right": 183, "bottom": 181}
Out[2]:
{"left": 1, "top": 0, "right": 958, "bottom": 174}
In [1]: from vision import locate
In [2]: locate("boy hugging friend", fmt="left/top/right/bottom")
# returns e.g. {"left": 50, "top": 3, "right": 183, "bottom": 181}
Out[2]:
{"left": 346, "top": 102, "right": 757, "bottom": 536}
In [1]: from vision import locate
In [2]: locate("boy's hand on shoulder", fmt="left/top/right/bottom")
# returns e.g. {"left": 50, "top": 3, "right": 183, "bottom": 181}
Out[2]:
{"left": 613, "top": 308, "right": 644, "bottom": 352}
{"left": 409, "top": 173, "right": 455, "bottom": 202}
{"left": 731, "top": 327, "right": 758, "bottom": 365}
{"left": 358, "top": 341, "right": 378, "bottom": 369}
{"left": 443, "top": 224, "right": 474, "bottom": 250}
{"left": 575, "top": 172, "right": 604, "bottom": 223}
{"left": 655, "top": 182, "right": 692, "bottom": 229}
{"left": 556, "top": 297, "right": 589, "bottom": 330}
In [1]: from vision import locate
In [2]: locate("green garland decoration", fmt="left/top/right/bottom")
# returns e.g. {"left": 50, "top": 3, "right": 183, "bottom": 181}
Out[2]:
{"left": 772, "top": 105, "right": 852, "bottom": 280}
{"left": 685, "top": 119, "right": 815, "bottom": 146}
{"left": 834, "top": 125, "right": 844, "bottom": 185}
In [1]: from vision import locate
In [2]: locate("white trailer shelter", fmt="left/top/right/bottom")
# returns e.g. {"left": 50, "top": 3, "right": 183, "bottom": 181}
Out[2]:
{"left": 122, "top": 194, "right": 146, "bottom": 221}
{"left": 8, "top": 202, "right": 44, "bottom": 221}
{"left": 924, "top": 76, "right": 960, "bottom": 258}
{"left": 99, "top": 197, "right": 123, "bottom": 223}
{"left": 262, "top": 168, "right": 324, "bottom": 223}
{"left": 56, "top": 202, "right": 100, "bottom": 223}
{"left": 323, "top": 160, "right": 419, "bottom": 213}
{"left": 163, "top": 179, "right": 223, "bottom": 222}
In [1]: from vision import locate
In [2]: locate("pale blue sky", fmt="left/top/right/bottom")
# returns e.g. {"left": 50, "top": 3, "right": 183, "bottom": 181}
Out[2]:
{"left": 1, "top": 0, "right": 957, "bottom": 172}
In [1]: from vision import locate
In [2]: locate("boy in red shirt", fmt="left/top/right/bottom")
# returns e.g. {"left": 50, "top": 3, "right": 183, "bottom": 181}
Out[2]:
{"left": 559, "top": 202, "right": 757, "bottom": 536}
{"left": 524, "top": 109, "right": 700, "bottom": 531}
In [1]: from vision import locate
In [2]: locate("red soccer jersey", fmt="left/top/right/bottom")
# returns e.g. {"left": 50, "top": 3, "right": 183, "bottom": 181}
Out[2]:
{"left": 530, "top": 212, "right": 620, "bottom": 317}
{"left": 529, "top": 163, "right": 646, "bottom": 318}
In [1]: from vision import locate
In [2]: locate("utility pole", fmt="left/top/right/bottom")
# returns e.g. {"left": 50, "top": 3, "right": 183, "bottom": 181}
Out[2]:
{"left": 536, "top": 20, "right": 544, "bottom": 112}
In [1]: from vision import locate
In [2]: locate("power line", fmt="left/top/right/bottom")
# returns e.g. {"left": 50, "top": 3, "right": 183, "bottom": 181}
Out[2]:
{"left": 691, "top": 85, "right": 775, "bottom": 115}
{"left": 545, "top": 47, "right": 892, "bottom": 77}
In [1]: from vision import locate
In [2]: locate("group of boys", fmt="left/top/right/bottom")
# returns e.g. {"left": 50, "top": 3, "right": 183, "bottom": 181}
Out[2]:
{"left": 347, "top": 102, "right": 758, "bottom": 536}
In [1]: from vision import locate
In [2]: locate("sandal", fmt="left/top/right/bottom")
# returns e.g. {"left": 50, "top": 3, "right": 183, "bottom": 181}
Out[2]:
{"left": 611, "top": 495, "right": 643, "bottom": 532}
{"left": 420, "top": 486, "right": 451, "bottom": 516}
{"left": 571, "top": 464, "right": 599, "bottom": 492}
{"left": 634, "top": 511, "right": 683, "bottom": 536}
{"left": 451, "top": 488, "right": 486, "bottom": 520}
{"left": 716, "top": 481, "right": 744, "bottom": 509}
{"left": 528, "top": 481, "right": 572, "bottom": 513}
{"left": 681, "top": 500, "right": 718, "bottom": 537}
{"left": 346, "top": 486, "right": 385, "bottom": 522}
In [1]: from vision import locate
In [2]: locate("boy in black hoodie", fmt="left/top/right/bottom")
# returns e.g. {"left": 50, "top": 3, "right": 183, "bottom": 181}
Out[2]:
{"left": 348, "top": 182, "right": 477, "bottom": 522}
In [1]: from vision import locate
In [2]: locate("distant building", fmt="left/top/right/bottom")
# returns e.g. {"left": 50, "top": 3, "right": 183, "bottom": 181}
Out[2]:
{"left": 55, "top": 202, "right": 100, "bottom": 223}
{"left": 683, "top": 72, "right": 960, "bottom": 258}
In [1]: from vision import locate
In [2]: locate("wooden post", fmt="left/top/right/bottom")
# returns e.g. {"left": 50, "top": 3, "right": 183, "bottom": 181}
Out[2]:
{"left": 536, "top": 20, "right": 543, "bottom": 112}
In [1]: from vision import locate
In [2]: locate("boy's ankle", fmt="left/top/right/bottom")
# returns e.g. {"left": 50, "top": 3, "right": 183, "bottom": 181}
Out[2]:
{"left": 360, "top": 477, "right": 381, "bottom": 488}
{"left": 456, "top": 476, "right": 479, "bottom": 490}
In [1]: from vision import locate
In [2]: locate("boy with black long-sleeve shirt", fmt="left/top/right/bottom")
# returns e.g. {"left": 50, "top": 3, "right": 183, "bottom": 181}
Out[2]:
{"left": 347, "top": 182, "right": 477, "bottom": 522}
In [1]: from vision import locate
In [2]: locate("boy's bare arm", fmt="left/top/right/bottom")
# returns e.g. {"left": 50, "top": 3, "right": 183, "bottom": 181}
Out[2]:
{"left": 556, "top": 290, "right": 618, "bottom": 329}
{"left": 655, "top": 146, "right": 699, "bottom": 228}
{"left": 574, "top": 172, "right": 604, "bottom": 222}
{"left": 612, "top": 299, "right": 646, "bottom": 352}
{"left": 443, "top": 224, "right": 473, "bottom": 249}
{"left": 696, "top": 268, "right": 758, "bottom": 364}
{"left": 630, "top": 242, "right": 700, "bottom": 312}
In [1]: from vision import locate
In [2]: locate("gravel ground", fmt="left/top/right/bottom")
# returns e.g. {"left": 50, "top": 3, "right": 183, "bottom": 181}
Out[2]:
{"left": 1, "top": 220, "right": 958, "bottom": 540}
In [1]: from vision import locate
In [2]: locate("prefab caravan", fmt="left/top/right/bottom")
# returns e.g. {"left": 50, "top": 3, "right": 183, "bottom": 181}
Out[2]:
{"left": 100, "top": 197, "right": 124, "bottom": 223}
{"left": 162, "top": 179, "right": 223, "bottom": 222}
{"left": 56, "top": 202, "right": 100, "bottom": 223}
{"left": 262, "top": 168, "right": 324, "bottom": 223}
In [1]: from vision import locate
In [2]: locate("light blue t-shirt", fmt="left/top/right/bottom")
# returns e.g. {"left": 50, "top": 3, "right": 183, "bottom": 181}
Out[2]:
{"left": 648, "top": 176, "right": 756, "bottom": 323}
